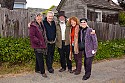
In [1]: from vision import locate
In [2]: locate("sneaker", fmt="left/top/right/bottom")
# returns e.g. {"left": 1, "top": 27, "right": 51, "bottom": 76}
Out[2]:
{"left": 59, "top": 68, "right": 66, "bottom": 72}
{"left": 48, "top": 68, "right": 54, "bottom": 73}
{"left": 42, "top": 73, "right": 47, "bottom": 78}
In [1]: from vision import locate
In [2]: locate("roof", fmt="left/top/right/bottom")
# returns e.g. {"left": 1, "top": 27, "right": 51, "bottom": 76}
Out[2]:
{"left": 57, "top": 0, "right": 122, "bottom": 11}
{"left": 84, "top": 0, "right": 122, "bottom": 10}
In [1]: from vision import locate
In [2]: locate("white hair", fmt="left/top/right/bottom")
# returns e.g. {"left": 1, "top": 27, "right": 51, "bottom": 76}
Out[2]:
{"left": 47, "top": 11, "right": 54, "bottom": 16}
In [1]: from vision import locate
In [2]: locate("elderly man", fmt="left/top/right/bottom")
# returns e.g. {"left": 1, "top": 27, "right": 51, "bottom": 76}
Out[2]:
{"left": 43, "top": 11, "right": 56, "bottom": 73}
{"left": 56, "top": 11, "right": 73, "bottom": 73}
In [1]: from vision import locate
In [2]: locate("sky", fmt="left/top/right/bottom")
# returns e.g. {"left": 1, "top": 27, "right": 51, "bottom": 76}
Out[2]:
{"left": 26, "top": 0, "right": 118, "bottom": 9}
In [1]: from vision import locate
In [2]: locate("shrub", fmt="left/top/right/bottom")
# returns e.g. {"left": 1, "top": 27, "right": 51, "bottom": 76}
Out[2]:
{"left": 0, "top": 37, "right": 35, "bottom": 64}
{"left": 0, "top": 37, "right": 125, "bottom": 65}
{"left": 119, "top": 11, "right": 125, "bottom": 26}
{"left": 95, "top": 39, "right": 125, "bottom": 60}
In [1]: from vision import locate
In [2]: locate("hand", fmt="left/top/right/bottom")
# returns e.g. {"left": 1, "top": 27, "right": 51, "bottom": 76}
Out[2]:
{"left": 91, "top": 30, "right": 95, "bottom": 34}
{"left": 69, "top": 52, "right": 72, "bottom": 60}
{"left": 28, "top": 23, "right": 31, "bottom": 28}
{"left": 92, "top": 50, "right": 96, "bottom": 54}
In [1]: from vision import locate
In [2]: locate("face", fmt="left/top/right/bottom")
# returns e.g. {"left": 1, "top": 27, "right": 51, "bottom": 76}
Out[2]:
{"left": 47, "top": 13, "right": 54, "bottom": 22}
{"left": 80, "top": 20, "right": 87, "bottom": 28}
{"left": 35, "top": 15, "right": 42, "bottom": 23}
{"left": 59, "top": 16, "right": 65, "bottom": 22}
{"left": 71, "top": 19, "right": 77, "bottom": 27}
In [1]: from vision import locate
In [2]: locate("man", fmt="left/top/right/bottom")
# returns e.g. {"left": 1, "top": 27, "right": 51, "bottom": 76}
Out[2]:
{"left": 78, "top": 18, "right": 98, "bottom": 80}
{"left": 56, "top": 11, "right": 73, "bottom": 73}
{"left": 43, "top": 11, "right": 56, "bottom": 73}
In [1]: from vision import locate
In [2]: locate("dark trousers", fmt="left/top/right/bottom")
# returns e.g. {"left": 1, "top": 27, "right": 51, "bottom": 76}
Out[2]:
{"left": 84, "top": 51, "right": 94, "bottom": 77}
{"left": 58, "top": 41, "right": 72, "bottom": 70}
{"left": 72, "top": 46, "right": 82, "bottom": 72}
{"left": 34, "top": 50, "right": 45, "bottom": 74}
{"left": 74, "top": 51, "right": 83, "bottom": 72}
{"left": 46, "top": 43, "right": 55, "bottom": 70}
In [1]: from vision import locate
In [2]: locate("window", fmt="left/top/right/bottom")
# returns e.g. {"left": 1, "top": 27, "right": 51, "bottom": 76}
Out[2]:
{"left": 95, "top": 10, "right": 102, "bottom": 22}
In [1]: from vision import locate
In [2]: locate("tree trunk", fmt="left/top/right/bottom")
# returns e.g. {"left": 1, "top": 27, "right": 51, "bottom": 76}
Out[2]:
{"left": 1, "top": 0, "right": 15, "bottom": 10}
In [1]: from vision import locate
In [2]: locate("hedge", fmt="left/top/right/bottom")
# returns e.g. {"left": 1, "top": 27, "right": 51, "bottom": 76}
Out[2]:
{"left": 0, "top": 37, "right": 125, "bottom": 65}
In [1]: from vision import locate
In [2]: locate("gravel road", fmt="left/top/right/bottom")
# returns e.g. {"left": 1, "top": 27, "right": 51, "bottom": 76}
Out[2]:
{"left": 0, "top": 58, "right": 125, "bottom": 83}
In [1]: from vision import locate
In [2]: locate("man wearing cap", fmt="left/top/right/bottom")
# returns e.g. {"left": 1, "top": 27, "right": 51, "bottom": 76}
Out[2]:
{"left": 78, "top": 18, "right": 98, "bottom": 80}
{"left": 56, "top": 11, "right": 73, "bottom": 73}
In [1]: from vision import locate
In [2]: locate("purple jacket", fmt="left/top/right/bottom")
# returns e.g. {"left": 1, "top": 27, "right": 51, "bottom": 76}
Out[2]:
{"left": 29, "top": 21, "right": 47, "bottom": 49}
{"left": 84, "top": 27, "right": 98, "bottom": 58}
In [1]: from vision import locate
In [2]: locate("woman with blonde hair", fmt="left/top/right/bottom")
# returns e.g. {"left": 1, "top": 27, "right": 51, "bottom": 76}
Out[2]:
{"left": 68, "top": 16, "right": 81, "bottom": 75}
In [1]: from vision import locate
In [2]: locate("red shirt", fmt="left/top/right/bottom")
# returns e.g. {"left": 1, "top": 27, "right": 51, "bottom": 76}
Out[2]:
{"left": 71, "top": 26, "right": 75, "bottom": 44}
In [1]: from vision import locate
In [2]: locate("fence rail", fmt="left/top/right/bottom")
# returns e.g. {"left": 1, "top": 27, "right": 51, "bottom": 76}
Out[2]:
{"left": 0, "top": 8, "right": 125, "bottom": 41}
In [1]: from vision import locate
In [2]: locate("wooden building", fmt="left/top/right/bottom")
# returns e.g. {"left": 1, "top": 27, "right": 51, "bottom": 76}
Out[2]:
{"left": 56, "top": 0, "right": 123, "bottom": 24}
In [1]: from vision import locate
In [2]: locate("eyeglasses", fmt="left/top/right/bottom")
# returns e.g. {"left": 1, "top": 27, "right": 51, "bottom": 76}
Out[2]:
{"left": 81, "top": 22, "right": 86, "bottom": 23}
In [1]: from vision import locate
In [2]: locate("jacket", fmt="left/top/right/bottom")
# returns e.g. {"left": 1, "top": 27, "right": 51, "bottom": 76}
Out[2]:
{"left": 56, "top": 23, "right": 70, "bottom": 48}
{"left": 79, "top": 27, "right": 98, "bottom": 58}
{"left": 29, "top": 21, "right": 47, "bottom": 49}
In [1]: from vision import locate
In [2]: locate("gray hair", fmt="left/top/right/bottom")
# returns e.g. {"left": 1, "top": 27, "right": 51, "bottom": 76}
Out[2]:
{"left": 47, "top": 11, "right": 54, "bottom": 16}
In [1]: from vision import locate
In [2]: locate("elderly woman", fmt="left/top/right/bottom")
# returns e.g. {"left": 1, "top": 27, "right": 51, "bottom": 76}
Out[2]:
{"left": 68, "top": 16, "right": 80, "bottom": 74}
{"left": 78, "top": 18, "right": 98, "bottom": 80}
{"left": 29, "top": 13, "right": 47, "bottom": 78}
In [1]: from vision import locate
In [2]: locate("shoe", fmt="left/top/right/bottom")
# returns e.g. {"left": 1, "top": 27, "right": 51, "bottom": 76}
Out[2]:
{"left": 59, "top": 68, "right": 66, "bottom": 72}
{"left": 42, "top": 73, "right": 47, "bottom": 78}
{"left": 72, "top": 69, "right": 76, "bottom": 72}
{"left": 82, "top": 75, "right": 90, "bottom": 80}
{"left": 48, "top": 68, "right": 54, "bottom": 73}
{"left": 74, "top": 71, "right": 81, "bottom": 75}
{"left": 35, "top": 71, "right": 40, "bottom": 73}
{"left": 68, "top": 69, "right": 73, "bottom": 73}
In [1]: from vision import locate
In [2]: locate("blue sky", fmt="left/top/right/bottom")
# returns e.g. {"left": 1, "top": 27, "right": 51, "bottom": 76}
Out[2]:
{"left": 26, "top": 0, "right": 118, "bottom": 9}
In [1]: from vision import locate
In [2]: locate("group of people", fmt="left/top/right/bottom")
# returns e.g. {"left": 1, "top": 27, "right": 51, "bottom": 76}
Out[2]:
{"left": 29, "top": 11, "right": 98, "bottom": 80}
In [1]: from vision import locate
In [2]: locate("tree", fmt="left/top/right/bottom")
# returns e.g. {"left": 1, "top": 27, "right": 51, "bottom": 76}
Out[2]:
{"left": 1, "top": 0, "right": 15, "bottom": 10}
{"left": 118, "top": 0, "right": 125, "bottom": 10}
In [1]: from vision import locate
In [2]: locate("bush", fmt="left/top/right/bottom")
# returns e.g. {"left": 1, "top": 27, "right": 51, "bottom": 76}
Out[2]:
{"left": 119, "top": 11, "right": 125, "bottom": 26}
{"left": 0, "top": 37, "right": 35, "bottom": 64}
{"left": 0, "top": 37, "right": 125, "bottom": 65}
{"left": 95, "top": 39, "right": 125, "bottom": 60}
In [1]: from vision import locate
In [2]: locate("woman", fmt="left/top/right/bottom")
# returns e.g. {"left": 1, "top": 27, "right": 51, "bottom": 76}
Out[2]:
{"left": 68, "top": 16, "right": 80, "bottom": 75}
{"left": 29, "top": 13, "right": 47, "bottom": 78}
{"left": 78, "top": 18, "right": 98, "bottom": 80}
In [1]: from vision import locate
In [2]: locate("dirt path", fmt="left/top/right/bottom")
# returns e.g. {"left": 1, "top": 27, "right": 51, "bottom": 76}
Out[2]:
{"left": 0, "top": 58, "right": 125, "bottom": 83}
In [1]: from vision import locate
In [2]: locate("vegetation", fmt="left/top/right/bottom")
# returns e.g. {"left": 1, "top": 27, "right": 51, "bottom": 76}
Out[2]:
{"left": 118, "top": 0, "right": 125, "bottom": 10}
{"left": 0, "top": 37, "right": 125, "bottom": 75}
{"left": 119, "top": 11, "right": 125, "bottom": 26}
{"left": 42, "top": 5, "right": 55, "bottom": 14}
{"left": 1, "top": 0, "right": 15, "bottom": 10}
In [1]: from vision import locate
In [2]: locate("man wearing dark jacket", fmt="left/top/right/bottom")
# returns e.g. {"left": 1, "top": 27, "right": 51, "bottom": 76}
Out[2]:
{"left": 43, "top": 11, "right": 56, "bottom": 73}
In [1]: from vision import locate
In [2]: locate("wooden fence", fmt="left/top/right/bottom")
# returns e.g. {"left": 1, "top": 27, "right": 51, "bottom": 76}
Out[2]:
{"left": 0, "top": 8, "right": 125, "bottom": 41}
{"left": 88, "top": 21, "right": 125, "bottom": 41}
{"left": 0, "top": 8, "right": 34, "bottom": 38}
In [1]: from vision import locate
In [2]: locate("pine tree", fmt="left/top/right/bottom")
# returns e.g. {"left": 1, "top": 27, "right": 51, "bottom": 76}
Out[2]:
{"left": 1, "top": 0, "right": 15, "bottom": 10}
{"left": 118, "top": 0, "right": 125, "bottom": 10}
